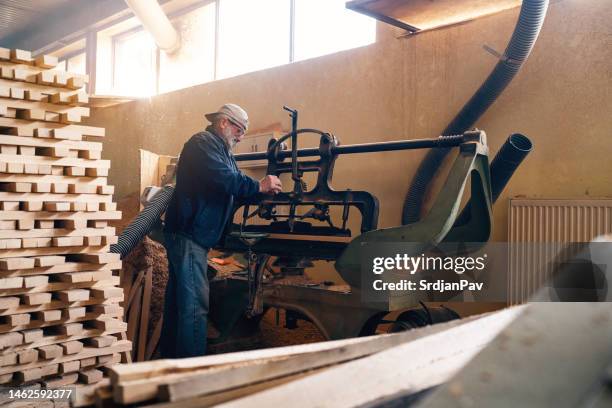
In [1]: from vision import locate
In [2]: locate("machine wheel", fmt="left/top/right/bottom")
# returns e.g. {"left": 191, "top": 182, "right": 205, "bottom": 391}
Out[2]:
{"left": 388, "top": 303, "right": 460, "bottom": 333}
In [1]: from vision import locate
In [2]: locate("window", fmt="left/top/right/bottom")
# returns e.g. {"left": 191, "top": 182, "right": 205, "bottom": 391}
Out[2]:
{"left": 50, "top": 39, "right": 87, "bottom": 75}
{"left": 65, "top": 52, "right": 86, "bottom": 75}
{"left": 293, "top": 0, "right": 376, "bottom": 62}
{"left": 159, "top": 2, "right": 217, "bottom": 93}
{"left": 217, "top": 0, "right": 290, "bottom": 79}
{"left": 113, "top": 30, "right": 157, "bottom": 96}
{"left": 88, "top": 0, "right": 376, "bottom": 96}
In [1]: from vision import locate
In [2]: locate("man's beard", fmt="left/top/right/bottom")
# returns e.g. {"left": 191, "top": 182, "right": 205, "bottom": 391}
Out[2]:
{"left": 221, "top": 127, "right": 237, "bottom": 150}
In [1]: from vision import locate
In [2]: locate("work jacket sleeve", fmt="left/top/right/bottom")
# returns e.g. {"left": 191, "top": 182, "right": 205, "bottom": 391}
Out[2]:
{"left": 189, "top": 134, "right": 260, "bottom": 198}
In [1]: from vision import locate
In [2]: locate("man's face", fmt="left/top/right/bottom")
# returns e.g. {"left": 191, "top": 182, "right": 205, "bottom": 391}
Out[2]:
{"left": 221, "top": 117, "right": 245, "bottom": 148}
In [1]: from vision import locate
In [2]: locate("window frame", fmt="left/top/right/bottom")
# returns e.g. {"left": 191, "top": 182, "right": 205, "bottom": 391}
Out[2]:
{"left": 111, "top": 26, "right": 160, "bottom": 96}
{"left": 40, "top": 0, "right": 375, "bottom": 96}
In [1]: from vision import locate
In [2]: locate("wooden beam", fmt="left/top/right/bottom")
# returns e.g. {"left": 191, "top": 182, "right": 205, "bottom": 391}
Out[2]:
{"left": 201, "top": 307, "right": 523, "bottom": 408}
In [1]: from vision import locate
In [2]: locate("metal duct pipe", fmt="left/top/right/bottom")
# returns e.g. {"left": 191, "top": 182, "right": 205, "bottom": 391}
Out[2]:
{"left": 454, "top": 133, "right": 533, "bottom": 226}
{"left": 124, "top": 0, "right": 180, "bottom": 53}
{"left": 402, "top": 0, "right": 549, "bottom": 224}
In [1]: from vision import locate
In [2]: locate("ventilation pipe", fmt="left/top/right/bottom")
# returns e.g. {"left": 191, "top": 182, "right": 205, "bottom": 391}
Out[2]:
{"left": 402, "top": 0, "right": 549, "bottom": 224}
{"left": 124, "top": 0, "right": 180, "bottom": 53}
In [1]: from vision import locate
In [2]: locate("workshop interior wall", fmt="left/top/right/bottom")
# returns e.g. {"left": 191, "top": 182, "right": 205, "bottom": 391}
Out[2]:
{"left": 88, "top": 0, "right": 612, "bottom": 246}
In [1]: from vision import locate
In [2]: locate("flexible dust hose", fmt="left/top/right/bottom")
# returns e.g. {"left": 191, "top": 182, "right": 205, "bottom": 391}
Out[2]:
{"left": 454, "top": 133, "right": 533, "bottom": 226}
{"left": 401, "top": 0, "right": 549, "bottom": 224}
{"left": 110, "top": 185, "right": 175, "bottom": 258}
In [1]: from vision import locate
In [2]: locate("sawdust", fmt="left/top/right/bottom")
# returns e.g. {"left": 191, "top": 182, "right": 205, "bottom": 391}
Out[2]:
{"left": 207, "top": 308, "right": 326, "bottom": 355}
{"left": 121, "top": 237, "right": 169, "bottom": 342}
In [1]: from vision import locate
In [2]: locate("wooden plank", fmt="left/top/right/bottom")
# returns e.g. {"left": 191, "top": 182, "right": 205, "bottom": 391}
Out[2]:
{"left": 0, "top": 352, "right": 17, "bottom": 366}
{"left": 21, "top": 292, "right": 52, "bottom": 305}
{"left": 0, "top": 192, "right": 113, "bottom": 204}
{"left": 0, "top": 257, "right": 35, "bottom": 270}
{"left": 73, "top": 253, "right": 121, "bottom": 264}
{"left": 0, "top": 174, "right": 107, "bottom": 187}
{"left": 97, "top": 354, "right": 115, "bottom": 365}
{"left": 0, "top": 153, "right": 110, "bottom": 169}
{"left": 56, "top": 323, "right": 84, "bottom": 336}
{"left": 22, "top": 328, "right": 43, "bottom": 343}
{"left": 0, "top": 331, "right": 23, "bottom": 348}
{"left": 208, "top": 308, "right": 523, "bottom": 408}
{"left": 59, "top": 360, "right": 80, "bottom": 374}
{"left": 0, "top": 310, "right": 122, "bottom": 335}
{"left": 39, "top": 344, "right": 63, "bottom": 359}
{"left": 0, "top": 78, "right": 85, "bottom": 99}
{"left": 56, "top": 271, "right": 93, "bottom": 283}
{"left": 3, "top": 327, "right": 126, "bottom": 355}
{"left": 0, "top": 245, "right": 111, "bottom": 259}
{"left": 145, "top": 317, "right": 163, "bottom": 361}
{"left": 34, "top": 255, "right": 66, "bottom": 267}
{"left": 23, "top": 275, "right": 49, "bottom": 287}
{"left": 74, "top": 378, "right": 110, "bottom": 407}
{"left": 0, "top": 296, "right": 19, "bottom": 310}
{"left": 0, "top": 133, "right": 100, "bottom": 151}
{"left": 0, "top": 340, "right": 131, "bottom": 376}
{"left": 79, "top": 368, "right": 103, "bottom": 384}
{"left": 43, "top": 372, "right": 79, "bottom": 387}
{"left": 80, "top": 356, "right": 97, "bottom": 368}
{"left": 10, "top": 49, "right": 33, "bottom": 64}
{"left": 0, "top": 276, "right": 119, "bottom": 295}
{"left": 85, "top": 335, "right": 117, "bottom": 348}
{"left": 126, "top": 280, "right": 142, "bottom": 350}
{"left": 130, "top": 369, "right": 322, "bottom": 408}
{"left": 0, "top": 276, "right": 22, "bottom": 289}
{"left": 5, "top": 312, "right": 30, "bottom": 326}
{"left": 56, "top": 289, "right": 90, "bottom": 302}
{"left": 91, "top": 287, "right": 123, "bottom": 299}
{"left": 16, "top": 367, "right": 42, "bottom": 382}
{"left": 17, "top": 348, "right": 39, "bottom": 364}
{"left": 0, "top": 116, "right": 103, "bottom": 138}
{"left": 33, "top": 309, "right": 62, "bottom": 322}
{"left": 34, "top": 55, "right": 58, "bottom": 69}
{"left": 0, "top": 260, "right": 121, "bottom": 278}
{"left": 137, "top": 268, "right": 152, "bottom": 362}
{"left": 63, "top": 306, "right": 86, "bottom": 319}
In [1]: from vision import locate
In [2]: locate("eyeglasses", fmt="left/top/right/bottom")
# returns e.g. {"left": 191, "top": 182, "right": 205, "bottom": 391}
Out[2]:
{"left": 227, "top": 118, "right": 245, "bottom": 136}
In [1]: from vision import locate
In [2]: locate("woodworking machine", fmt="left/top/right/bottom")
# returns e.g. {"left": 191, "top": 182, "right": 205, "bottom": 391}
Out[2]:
{"left": 114, "top": 106, "right": 533, "bottom": 343}
{"left": 196, "top": 107, "right": 493, "bottom": 342}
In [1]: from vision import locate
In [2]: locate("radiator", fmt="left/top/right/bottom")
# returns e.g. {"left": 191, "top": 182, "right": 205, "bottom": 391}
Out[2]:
{"left": 508, "top": 198, "right": 612, "bottom": 304}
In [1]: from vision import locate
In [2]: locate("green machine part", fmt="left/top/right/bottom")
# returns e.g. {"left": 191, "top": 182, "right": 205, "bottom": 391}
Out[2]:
{"left": 335, "top": 131, "right": 493, "bottom": 289}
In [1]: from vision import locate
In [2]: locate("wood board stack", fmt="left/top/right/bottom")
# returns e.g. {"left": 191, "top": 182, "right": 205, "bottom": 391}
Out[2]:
{"left": 0, "top": 48, "right": 130, "bottom": 391}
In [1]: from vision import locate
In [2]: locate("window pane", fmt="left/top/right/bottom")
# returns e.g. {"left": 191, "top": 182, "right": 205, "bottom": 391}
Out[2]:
{"left": 217, "top": 0, "right": 290, "bottom": 80}
{"left": 294, "top": 0, "right": 376, "bottom": 62}
{"left": 159, "top": 2, "right": 216, "bottom": 93}
{"left": 113, "top": 30, "right": 156, "bottom": 96}
{"left": 67, "top": 52, "right": 86, "bottom": 75}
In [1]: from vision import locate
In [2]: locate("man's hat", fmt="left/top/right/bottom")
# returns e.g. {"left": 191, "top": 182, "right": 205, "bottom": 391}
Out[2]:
{"left": 205, "top": 103, "right": 249, "bottom": 132}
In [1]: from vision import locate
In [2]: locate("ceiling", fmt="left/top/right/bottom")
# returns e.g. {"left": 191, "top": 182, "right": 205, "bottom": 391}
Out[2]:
{"left": 0, "top": 0, "right": 78, "bottom": 40}
{"left": 0, "top": 0, "right": 129, "bottom": 53}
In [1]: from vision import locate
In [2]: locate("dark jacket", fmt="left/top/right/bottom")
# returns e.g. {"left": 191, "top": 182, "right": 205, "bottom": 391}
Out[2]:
{"left": 164, "top": 128, "right": 260, "bottom": 248}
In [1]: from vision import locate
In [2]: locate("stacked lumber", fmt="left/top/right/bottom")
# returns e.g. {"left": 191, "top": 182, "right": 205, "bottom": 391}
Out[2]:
{"left": 79, "top": 307, "right": 523, "bottom": 407}
{"left": 0, "top": 48, "right": 130, "bottom": 390}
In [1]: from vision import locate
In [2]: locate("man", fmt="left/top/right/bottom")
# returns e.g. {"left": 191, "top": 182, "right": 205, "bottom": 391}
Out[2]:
{"left": 162, "top": 103, "right": 282, "bottom": 358}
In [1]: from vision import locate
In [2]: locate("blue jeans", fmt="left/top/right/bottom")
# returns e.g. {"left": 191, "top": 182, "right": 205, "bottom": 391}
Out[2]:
{"left": 161, "top": 233, "right": 209, "bottom": 358}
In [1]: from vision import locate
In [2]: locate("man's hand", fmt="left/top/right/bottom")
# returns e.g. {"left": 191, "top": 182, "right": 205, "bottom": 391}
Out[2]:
{"left": 259, "top": 175, "right": 282, "bottom": 194}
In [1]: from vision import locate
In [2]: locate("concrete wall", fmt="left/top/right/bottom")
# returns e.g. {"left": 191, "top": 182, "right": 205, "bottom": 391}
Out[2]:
{"left": 88, "top": 0, "right": 612, "bottom": 243}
